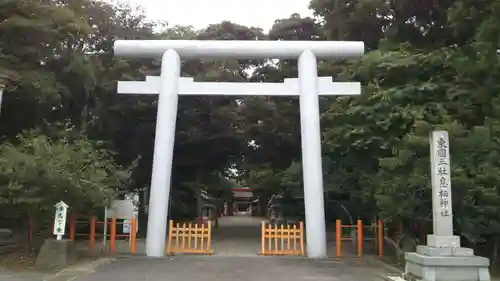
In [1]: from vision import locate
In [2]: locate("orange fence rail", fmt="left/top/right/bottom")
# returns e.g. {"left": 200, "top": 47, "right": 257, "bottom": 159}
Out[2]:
{"left": 335, "top": 219, "right": 383, "bottom": 258}
{"left": 260, "top": 221, "right": 304, "bottom": 256}
{"left": 69, "top": 215, "right": 137, "bottom": 254}
{"left": 166, "top": 220, "right": 213, "bottom": 255}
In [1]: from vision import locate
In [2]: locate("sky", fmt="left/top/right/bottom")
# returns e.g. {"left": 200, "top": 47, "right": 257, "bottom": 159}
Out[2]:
{"left": 118, "top": 0, "right": 314, "bottom": 33}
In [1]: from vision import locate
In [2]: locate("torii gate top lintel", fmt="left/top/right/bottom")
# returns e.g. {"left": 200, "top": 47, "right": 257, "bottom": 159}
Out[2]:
{"left": 113, "top": 40, "right": 365, "bottom": 59}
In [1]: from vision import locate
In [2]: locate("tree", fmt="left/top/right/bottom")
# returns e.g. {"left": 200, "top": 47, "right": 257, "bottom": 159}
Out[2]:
{"left": 0, "top": 125, "right": 133, "bottom": 220}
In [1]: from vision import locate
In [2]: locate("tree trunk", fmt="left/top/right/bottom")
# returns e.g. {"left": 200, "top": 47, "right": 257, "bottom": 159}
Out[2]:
{"left": 419, "top": 221, "right": 426, "bottom": 245}
{"left": 196, "top": 175, "right": 203, "bottom": 222}
{"left": 492, "top": 237, "right": 499, "bottom": 266}
{"left": 259, "top": 195, "right": 268, "bottom": 217}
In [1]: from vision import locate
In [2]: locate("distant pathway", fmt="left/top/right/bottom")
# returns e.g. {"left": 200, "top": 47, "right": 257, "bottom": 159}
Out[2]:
{"left": 105, "top": 215, "right": 361, "bottom": 257}
{"left": 212, "top": 215, "right": 359, "bottom": 258}
{"left": 211, "top": 215, "right": 263, "bottom": 256}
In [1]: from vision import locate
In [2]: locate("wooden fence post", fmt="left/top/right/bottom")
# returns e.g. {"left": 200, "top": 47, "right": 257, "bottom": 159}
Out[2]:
{"left": 336, "top": 219, "right": 341, "bottom": 257}
{"left": 357, "top": 220, "right": 363, "bottom": 257}
{"left": 130, "top": 217, "right": 137, "bottom": 254}
{"left": 166, "top": 220, "right": 173, "bottom": 254}
{"left": 299, "top": 221, "right": 304, "bottom": 256}
{"left": 69, "top": 215, "right": 76, "bottom": 241}
{"left": 377, "top": 220, "right": 383, "bottom": 257}
{"left": 89, "top": 215, "right": 96, "bottom": 250}
{"left": 261, "top": 221, "right": 265, "bottom": 255}
{"left": 110, "top": 216, "right": 117, "bottom": 254}
{"left": 206, "top": 220, "right": 212, "bottom": 252}
{"left": 28, "top": 214, "right": 34, "bottom": 253}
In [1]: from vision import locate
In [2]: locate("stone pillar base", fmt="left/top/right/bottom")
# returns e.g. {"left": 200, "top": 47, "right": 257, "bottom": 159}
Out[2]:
{"left": 427, "top": 235, "right": 460, "bottom": 248}
{"left": 36, "top": 239, "right": 76, "bottom": 267}
{"left": 404, "top": 246, "right": 490, "bottom": 281}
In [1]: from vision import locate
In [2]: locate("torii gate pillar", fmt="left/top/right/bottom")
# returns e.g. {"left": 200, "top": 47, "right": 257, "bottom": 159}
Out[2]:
{"left": 114, "top": 40, "right": 365, "bottom": 258}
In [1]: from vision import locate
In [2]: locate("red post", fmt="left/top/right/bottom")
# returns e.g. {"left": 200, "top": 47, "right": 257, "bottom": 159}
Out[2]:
{"left": 336, "top": 219, "right": 341, "bottom": 257}
{"left": 357, "top": 220, "right": 363, "bottom": 257}
{"left": 28, "top": 214, "right": 34, "bottom": 252}
{"left": 69, "top": 215, "right": 76, "bottom": 241}
{"left": 89, "top": 216, "right": 96, "bottom": 249}
{"left": 130, "top": 217, "right": 137, "bottom": 254}
{"left": 50, "top": 221, "right": 54, "bottom": 238}
{"left": 377, "top": 220, "right": 383, "bottom": 257}
{"left": 110, "top": 217, "right": 117, "bottom": 254}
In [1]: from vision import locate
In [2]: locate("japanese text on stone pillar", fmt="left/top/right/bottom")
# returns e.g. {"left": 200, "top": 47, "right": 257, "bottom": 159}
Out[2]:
{"left": 436, "top": 136, "right": 451, "bottom": 217}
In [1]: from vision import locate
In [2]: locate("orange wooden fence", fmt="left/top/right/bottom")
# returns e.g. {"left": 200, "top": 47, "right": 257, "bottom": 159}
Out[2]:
{"left": 69, "top": 215, "right": 137, "bottom": 254}
{"left": 335, "top": 219, "right": 383, "bottom": 258}
{"left": 166, "top": 220, "right": 213, "bottom": 255}
{"left": 260, "top": 221, "right": 304, "bottom": 256}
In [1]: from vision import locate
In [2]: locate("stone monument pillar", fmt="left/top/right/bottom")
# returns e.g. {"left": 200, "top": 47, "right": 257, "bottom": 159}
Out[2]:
{"left": 404, "top": 131, "right": 490, "bottom": 281}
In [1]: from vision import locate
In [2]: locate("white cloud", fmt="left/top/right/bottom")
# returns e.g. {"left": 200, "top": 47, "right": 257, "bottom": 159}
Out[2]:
{"left": 117, "top": 0, "right": 314, "bottom": 32}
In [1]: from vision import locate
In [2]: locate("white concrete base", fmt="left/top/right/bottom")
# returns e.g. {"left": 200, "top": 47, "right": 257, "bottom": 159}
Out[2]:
{"left": 427, "top": 235, "right": 460, "bottom": 248}
{"left": 388, "top": 277, "right": 406, "bottom": 281}
{"left": 416, "top": 246, "right": 474, "bottom": 257}
{"left": 404, "top": 251, "right": 490, "bottom": 281}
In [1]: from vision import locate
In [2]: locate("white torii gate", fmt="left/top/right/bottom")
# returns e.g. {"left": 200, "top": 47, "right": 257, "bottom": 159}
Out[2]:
{"left": 114, "top": 40, "right": 365, "bottom": 258}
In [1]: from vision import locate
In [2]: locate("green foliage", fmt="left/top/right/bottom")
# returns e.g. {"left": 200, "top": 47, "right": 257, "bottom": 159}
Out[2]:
{"left": 0, "top": 126, "right": 133, "bottom": 217}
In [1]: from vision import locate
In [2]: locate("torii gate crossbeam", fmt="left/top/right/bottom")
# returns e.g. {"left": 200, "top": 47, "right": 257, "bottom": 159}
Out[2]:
{"left": 114, "top": 40, "right": 365, "bottom": 258}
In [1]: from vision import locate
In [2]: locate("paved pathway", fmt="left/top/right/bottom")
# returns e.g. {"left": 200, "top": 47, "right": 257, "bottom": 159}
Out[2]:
{"left": 211, "top": 215, "right": 359, "bottom": 257}
{"left": 107, "top": 215, "right": 361, "bottom": 257}
{"left": 2, "top": 216, "right": 402, "bottom": 280}
{"left": 73, "top": 256, "right": 397, "bottom": 281}
{"left": 0, "top": 270, "right": 48, "bottom": 281}
{"left": 68, "top": 215, "right": 398, "bottom": 280}
{"left": 211, "top": 215, "right": 262, "bottom": 256}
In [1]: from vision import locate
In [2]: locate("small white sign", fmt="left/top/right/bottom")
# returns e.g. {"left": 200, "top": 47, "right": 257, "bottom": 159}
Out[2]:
{"left": 53, "top": 201, "right": 69, "bottom": 240}
{"left": 122, "top": 217, "right": 138, "bottom": 234}
{"left": 123, "top": 219, "right": 131, "bottom": 234}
